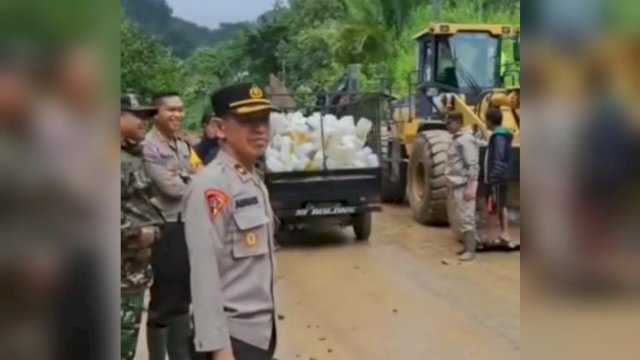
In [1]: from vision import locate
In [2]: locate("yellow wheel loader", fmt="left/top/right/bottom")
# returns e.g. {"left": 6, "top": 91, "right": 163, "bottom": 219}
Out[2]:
{"left": 381, "top": 23, "right": 520, "bottom": 225}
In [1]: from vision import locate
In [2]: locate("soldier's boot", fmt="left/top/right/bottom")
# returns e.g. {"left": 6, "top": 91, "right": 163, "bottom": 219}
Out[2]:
{"left": 147, "top": 326, "right": 168, "bottom": 360}
{"left": 167, "top": 315, "right": 192, "bottom": 360}
{"left": 457, "top": 231, "right": 476, "bottom": 261}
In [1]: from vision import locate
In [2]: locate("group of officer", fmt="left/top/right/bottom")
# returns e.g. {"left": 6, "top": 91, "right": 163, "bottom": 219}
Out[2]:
{"left": 120, "top": 83, "right": 279, "bottom": 360}
{"left": 119, "top": 81, "right": 515, "bottom": 360}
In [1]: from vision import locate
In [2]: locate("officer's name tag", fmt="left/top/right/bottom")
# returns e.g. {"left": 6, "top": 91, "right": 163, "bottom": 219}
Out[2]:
{"left": 236, "top": 196, "right": 259, "bottom": 209}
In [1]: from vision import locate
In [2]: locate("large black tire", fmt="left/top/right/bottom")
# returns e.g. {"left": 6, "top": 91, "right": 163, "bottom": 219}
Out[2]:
{"left": 352, "top": 212, "right": 372, "bottom": 241}
{"left": 381, "top": 160, "right": 407, "bottom": 203}
{"left": 407, "top": 130, "right": 451, "bottom": 225}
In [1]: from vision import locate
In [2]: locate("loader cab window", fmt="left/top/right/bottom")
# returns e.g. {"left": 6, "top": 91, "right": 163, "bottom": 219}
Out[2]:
{"left": 435, "top": 43, "right": 457, "bottom": 88}
{"left": 417, "top": 39, "right": 434, "bottom": 84}
{"left": 433, "top": 32, "right": 501, "bottom": 93}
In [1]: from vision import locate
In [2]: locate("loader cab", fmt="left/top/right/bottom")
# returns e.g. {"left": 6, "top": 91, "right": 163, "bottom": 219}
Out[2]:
{"left": 415, "top": 24, "right": 516, "bottom": 102}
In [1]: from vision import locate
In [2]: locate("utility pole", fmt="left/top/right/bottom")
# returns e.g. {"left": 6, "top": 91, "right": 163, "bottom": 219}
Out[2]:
{"left": 433, "top": 0, "right": 441, "bottom": 22}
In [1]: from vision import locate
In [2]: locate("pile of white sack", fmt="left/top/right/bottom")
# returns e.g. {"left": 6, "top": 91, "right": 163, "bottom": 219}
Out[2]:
{"left": 266, "top": 111, "right": 379, "bottom": 172}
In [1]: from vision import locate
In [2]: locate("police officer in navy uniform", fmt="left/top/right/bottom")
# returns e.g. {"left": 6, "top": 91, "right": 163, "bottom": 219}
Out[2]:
{"left": 184, "top": 84, "right": 278, "bottom": 360}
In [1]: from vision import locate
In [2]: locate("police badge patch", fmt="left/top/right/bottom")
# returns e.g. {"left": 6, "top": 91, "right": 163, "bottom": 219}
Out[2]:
{"left": 204, "top": 189, "right": 229, "bottom": 219}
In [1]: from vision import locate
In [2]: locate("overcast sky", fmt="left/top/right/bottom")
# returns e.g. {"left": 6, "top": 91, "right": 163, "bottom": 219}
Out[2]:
{"left": 166, "top": 0, "right": 277, "bottom": 29}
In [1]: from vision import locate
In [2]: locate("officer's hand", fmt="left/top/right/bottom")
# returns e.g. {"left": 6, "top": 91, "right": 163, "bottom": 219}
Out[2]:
{"left": 211, "top": 349, "right": 236, "bottom": 360}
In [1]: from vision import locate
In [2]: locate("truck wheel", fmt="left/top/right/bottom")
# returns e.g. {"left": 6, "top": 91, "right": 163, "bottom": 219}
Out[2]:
{"left": 352, "top": 212, "right": 372, "bottom": 241}
{"left": 381, "top": 160, "right": 407, "bottom": 203}
{"left": 407, "top": 130, "right": 451, "bottom": 225}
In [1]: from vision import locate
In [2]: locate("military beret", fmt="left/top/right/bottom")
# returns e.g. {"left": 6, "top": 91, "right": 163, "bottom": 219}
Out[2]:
{"left": 210, "top": 83, "right": 279, "bottom": 117}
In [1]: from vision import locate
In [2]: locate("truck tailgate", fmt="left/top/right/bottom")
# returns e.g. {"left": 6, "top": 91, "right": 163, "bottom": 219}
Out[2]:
{"left": 265, "top": 168, "right": 382, "bottom": 218}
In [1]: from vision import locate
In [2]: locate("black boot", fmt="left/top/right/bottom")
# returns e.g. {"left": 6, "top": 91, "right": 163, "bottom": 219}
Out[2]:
{"left": 147, "top": 326, "right": 168, "bottom": 360}
{"left": 458, "top": 231, "right": 476, "bottom": 261}
{"left": 167, "top": 315, "right": 192, "bottom": 360}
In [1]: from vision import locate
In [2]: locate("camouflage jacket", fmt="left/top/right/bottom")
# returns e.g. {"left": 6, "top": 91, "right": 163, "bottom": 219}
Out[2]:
{"left": 121, "top": 143, "right": 164, "bottom": 296}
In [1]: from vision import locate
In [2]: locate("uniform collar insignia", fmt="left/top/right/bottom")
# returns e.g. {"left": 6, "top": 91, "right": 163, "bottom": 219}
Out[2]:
{"left": 234, "top": 163, "right": 248, "bottom": 175}
{"left": 217, "top": 151, "right": 252, "bottom": 183}
{"left": 233, "top": 163, "right": 252, "bottom": 183}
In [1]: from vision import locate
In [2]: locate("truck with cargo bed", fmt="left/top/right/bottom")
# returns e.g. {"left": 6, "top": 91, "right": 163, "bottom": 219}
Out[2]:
{"left": 263, "top": 83, "right": 389, "bottom": 241}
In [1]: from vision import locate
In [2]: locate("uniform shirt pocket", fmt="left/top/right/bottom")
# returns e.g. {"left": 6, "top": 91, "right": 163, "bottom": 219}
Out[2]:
{"left": 231, "top": 208, "right": 270, "bottom": 259}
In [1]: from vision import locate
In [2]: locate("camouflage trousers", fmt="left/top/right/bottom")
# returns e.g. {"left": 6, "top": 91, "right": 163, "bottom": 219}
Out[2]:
{"left": 121, "top": 293, "right": 145, "bottom": 360}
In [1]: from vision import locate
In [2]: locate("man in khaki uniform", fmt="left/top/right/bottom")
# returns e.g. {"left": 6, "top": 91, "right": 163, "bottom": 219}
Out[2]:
{"left": 184, "top": 84, "right": 278, "bottom": 360}
{"left": 142, "top": 92, "right": 198, "bottom": 360}
{"left": 445, "top": 113, "right": 480, "bottom": 261}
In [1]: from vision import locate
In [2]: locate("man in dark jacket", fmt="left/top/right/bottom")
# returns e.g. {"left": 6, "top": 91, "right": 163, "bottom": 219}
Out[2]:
{"left": 484, "top": 107, "right": 514, "bottom": 244}
{"left": 193, "top": 111, "right": 220, "bottom": 166}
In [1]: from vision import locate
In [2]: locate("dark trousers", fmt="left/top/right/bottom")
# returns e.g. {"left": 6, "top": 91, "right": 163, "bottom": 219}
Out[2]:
{"left": 488, "top": 183, "right": 509, "bottom": 226}
{"left": 195, "top": 327, "right": 276, "bottom": 360}
{"left": 231, "top": 337, "right": 275, "bottom": 360}
{"left": 55, "top": 254, "right": 104, "bottom": 360}
{"left": 147, "top": 221, "right": 191, "bottom": 326}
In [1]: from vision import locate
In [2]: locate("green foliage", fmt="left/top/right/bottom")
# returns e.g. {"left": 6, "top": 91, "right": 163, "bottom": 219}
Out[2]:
{"left": 180, "top": 41, "right": 252, "bottom": 129}
{"left": 120, "top": 18, "right": 181, "bottom": 95}
{"left": 242, "top": 19, "right": 290, "bottom": 84}
{"left": 121, "top": 0, "right": 520, "bottom": 131}
{"left": 122, "top": 0, "right": 251, "bottom": 58}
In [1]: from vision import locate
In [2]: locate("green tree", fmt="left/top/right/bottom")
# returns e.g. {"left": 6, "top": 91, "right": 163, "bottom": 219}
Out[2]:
{"left": 335, "top": 0, "right": 422, "bottom": 65}
{"left": 276, "top": 26, "right": 343, "bottom": 91}
{"left": 179, "top": 40, "right": 252, "bottom": 129}
{"left": 242, "top": 18, "right": 290, "bottom": 84}
{"left": 120, "top": 17, "right": 181, "bottom": 95}
{"left": 122, "top": 0, "right": 252, "bottom": 58}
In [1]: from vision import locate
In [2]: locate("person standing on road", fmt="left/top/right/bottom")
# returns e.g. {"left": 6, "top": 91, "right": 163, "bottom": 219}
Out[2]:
{"left": 194, "top": 111, "right": 220, "bottom": 166}
{"left": 484, "top": 107, "right": 515, "bottom": 246}
{"left": 120, "top": 95, "right": 164, "bottom": 360}
{"left": 445, "top": 113, "right": 481, "bottom": 261}
{"left": 184, "top": 84, "right": 278, "bottom": 360}
{"left": 142, "top": 92, "right": 197, "bottom": 360}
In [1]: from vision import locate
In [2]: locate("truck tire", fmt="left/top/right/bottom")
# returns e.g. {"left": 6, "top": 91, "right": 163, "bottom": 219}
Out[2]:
{"left": 352, "top": 212, "right": 372, "bottom": 241}
{"left": 407, "top": 130, "right": 451, "bottom": 225}
{"left": 381, "top": 160, "right": 407, "bottom": 203}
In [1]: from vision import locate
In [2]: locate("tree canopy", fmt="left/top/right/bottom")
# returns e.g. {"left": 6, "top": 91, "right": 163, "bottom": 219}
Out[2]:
{"left": 121, "top": 0, "right": 520, "bottom": 129}
{"left": 121, "top": 0, "right": 251, "bottom": 58}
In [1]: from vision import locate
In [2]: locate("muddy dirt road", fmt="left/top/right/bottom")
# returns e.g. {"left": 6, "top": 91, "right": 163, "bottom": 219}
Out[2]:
{"left": 134, "top": 205, "right": 520, "bottom": 360}
{"left": 273, "top": 205, "right": 520, "bottom": 360}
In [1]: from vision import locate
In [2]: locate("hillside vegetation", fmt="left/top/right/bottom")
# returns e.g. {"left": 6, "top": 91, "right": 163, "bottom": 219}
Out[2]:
{"left": 121, "top": 0, "right": 520, "bottom": 129}
{"left": 121, "top": 0, "right": 251, "bottom": 58}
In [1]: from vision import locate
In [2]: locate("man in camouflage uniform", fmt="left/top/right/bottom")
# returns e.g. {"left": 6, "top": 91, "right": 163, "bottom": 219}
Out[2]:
{"left": 445, "top": 113, "right": 481, "bottom": 261}
{"left": 121, "top": 95, "right": 165, "bottom": 360}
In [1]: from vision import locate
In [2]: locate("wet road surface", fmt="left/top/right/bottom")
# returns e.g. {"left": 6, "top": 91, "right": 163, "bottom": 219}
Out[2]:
{"left": 273, "top": 205, "right": 520, "bottom": 360}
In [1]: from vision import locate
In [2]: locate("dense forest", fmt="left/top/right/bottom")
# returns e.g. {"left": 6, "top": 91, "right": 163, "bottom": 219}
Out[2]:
{"left": 121, "top": 0, "right": 251, "bottom": 58}
{"left": 121, "top": 0, "right": 520, "bottom": 129}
